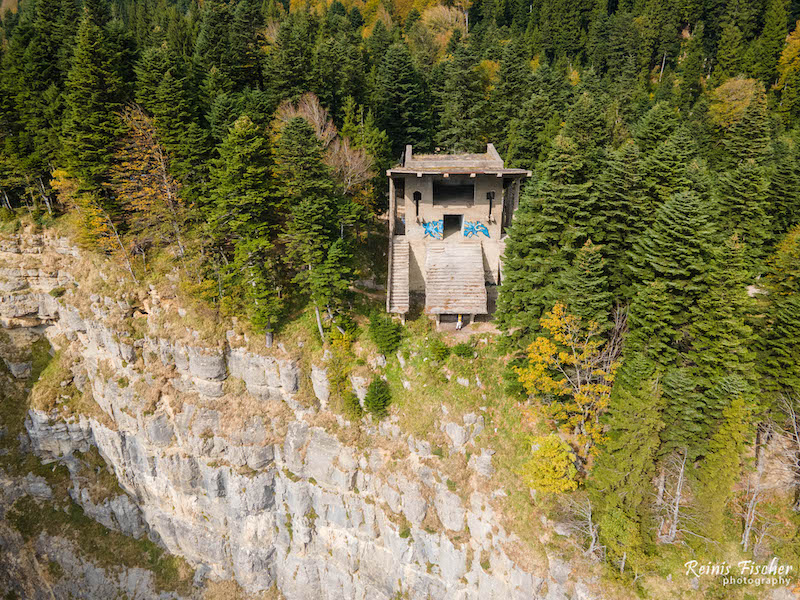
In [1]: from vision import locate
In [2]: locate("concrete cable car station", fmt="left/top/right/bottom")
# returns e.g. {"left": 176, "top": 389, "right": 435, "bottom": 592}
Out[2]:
{"left": 386, "top": 144, "right": 531, "bottom": 325}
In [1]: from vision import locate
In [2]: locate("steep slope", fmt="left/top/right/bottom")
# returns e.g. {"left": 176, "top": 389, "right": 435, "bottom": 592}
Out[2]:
{"left": 0, "top": 228, "right": 594, "bottom": 600}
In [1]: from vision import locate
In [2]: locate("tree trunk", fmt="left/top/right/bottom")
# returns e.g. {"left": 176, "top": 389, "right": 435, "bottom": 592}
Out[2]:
{"left": 655, "top": 467, "right": 666, "bottom": 506}
{"left": 741, "top": 465, "right": 764, "bottom": 552}
{"left": 314, "top": 303, "right": 325, "bottom": 342}
{"left": 37, "top": 177, "right": 52, "bottom": 215}
{"left": 105, "top": 211, "right": 138, "bottom": 284}
{"left": 665, "top": 452, "right": 687, "bottom": 544}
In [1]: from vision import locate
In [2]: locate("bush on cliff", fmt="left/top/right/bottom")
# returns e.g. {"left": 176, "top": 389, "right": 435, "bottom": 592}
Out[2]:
{"left": 364, "top": 378, "right": 391, "bottom": 419}
{"left": 368, "top": 313, "right": 403, "bottom": 355}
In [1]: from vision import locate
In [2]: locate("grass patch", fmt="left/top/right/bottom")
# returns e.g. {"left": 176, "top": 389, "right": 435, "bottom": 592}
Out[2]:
{"left": 8, "top": 496, "right": 194, "bottom": 594}
{"left": 28, "top": 337, "right": 53, "bottom": 383}
{"left": 75, "top": 445, "right": 125, "bottom": 503}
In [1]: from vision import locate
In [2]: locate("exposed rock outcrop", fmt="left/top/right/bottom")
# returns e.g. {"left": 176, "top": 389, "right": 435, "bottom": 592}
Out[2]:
{"left": 0, "top": 232, "right": 593, "bottom": 600}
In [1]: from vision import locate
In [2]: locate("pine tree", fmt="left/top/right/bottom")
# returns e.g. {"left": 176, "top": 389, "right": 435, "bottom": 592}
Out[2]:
{"left": 627, "top": 191, "right": 716, "bottom": 345}
{"left": 192, "top": 0, "right": 234, "bottom": 79}
{"left": 505, "top": 92, "right": 560, "bottom": 170}
{"left": 491, "top": 36, "right": 531, "bottom": 152}
{"left": 562, "top": 92, "right": 609, "bottom": 168}
{"left": 272, "top": 117, "right": 351, "bottom": 333}
{"left": 659, "top": 367, "right": 705, "bottom": 456}
{"left": 437, "top": 45, "right": 487, "bottom": 152}
{"left": 769, "top": 136, "right": 800, "bottom": 234}
{"left": 625, "top": 279, "right": 677, "bottom": 362}
{"left": 207, "top": 115, "right": 272, "bottom": 243}
{"left": 591, "top": 141, "right": 644, "bottom": 294}
{"left": 56, "top": 0, "right": 79, "bottom": 76}
{"left": 721, "top": 86, "right": 771, "bottom": 166}
{"left": 61, "top": 14, "right": 123, "bottom": 188}
{"left": 227, "top": 0, "right": 264, "bottom": 89}
{"left": 231, "top": 235, "right": 284, "bottom": 345}
{"left": 678, "top": 24, "right": 704, "bottom": 108}
{"left": 640, "top": 126, "right": 702, "bottom": 214}
{"left": 755, "top": 0, "right": 789, "bottom": 84}
{"left": 686, "top": 239, "right": 758, "bottom": 454}
{"left": 269, "top": 12, "right": 316, "bottom": 104}
{"left": 308, "top": 238, "right": 354, "bottom": 318}
{"left": 632, "top": 102, "right": 680, "bottom": 154}
{"left": 105, "top": 18, "right": 137, "bottom": 98}
{"left": 366, "top": 19, "right": 392, "bottom": 67}
{"left": 364, "top": 378, "right": 392, "bottom": 419}
{"left": 372, "top": 42, "right": 431, "bottom": 154}
{"left": 714, "top": 22, "right": 744, "bottom": 80}
{"left": 693, "top": 389, "right": 751, "bottom": 540}
{"left": 561, "top": 239, "right": 613, "bottom": 331}
{"left": 134, "top": 45, "right": 170, "bottom": 115}
{"left": 760, "top": 226, "right": 800, "bottom": 398}
{"left": 715, "top": 160, "right": 771, "bottom": 265}
{"left": 592, "top": 355, "right": 665, "bottom": 570}
{"left": 497, "top": 135, "right": 593, "bottom": 343}
{"left": 153, "top": 65, "right": 195, "bottom": 155}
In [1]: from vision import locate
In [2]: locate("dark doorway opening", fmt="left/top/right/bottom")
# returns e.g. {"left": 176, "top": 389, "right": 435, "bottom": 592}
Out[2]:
{"left": 443, "top": 214, "right": 463, "bottom": 239}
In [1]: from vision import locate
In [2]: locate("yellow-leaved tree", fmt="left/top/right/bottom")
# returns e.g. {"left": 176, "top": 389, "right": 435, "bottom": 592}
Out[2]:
{"left": 517, "top": 302, "right": 620, "bottom": 460}
{"left": 520, "top": 434, "right": 578, "bottom": 494}
{"left": 51, "top": 169, "right": 138, "bottom": 284}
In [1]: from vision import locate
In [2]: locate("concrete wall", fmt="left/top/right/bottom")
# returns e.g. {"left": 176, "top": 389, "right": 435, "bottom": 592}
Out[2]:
{"left": 401, "top": 174, "right": 504, "bottom": 241}
{"left": 397, "top": 174, "right": 510, "bottom": 292}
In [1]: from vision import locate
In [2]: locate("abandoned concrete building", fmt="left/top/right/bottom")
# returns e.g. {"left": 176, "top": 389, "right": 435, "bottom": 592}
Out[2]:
{"left": 386, "top": 144, "right": 531, "bottom": 323}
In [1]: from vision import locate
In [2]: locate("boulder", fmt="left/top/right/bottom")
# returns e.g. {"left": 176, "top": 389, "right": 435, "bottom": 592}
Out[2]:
{"left": 310, "top": 365, "right": 330, "bottom": 408}
{"left": 434, "top": 488, "right": 465, "bottom": 532}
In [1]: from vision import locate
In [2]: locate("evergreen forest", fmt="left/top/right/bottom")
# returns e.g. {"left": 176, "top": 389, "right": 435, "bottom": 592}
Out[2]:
{"left": 4, "top": 0, "right": 800, "bottom": 589}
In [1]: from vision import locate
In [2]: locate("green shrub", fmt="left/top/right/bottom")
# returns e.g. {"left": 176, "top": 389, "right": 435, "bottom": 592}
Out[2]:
{"left": 368, "top": 313, "right": 403, "bottom": 355}
{"left": 342, "top": 391, "right": 363, "bottom": 420}
{"left": 364, "top": 378, "right": 391, "bottom": 419}
{"left": 49, "top": 287, "right": 66, "bottom": 298}
{"left": 428, "top": 338, "right": 450, "bottom": 362}
{"left": 0, "top": 207, "right": 15, "bottom": 223}
{"left": 503, "top": 357, "right": 529, "bottom": 400}
{"left": 452, "top": 342, "right": 473, "bottom": 358}
{"left": 399, "top": 527, "right": 411, "bottom": 538}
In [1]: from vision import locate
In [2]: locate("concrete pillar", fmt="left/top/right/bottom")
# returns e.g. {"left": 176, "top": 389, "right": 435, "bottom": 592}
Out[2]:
{"left": 386, "top": 177, "right": 396, "bottom": 313}
{"left": 388, "top": 177, "right": 396, "bottom": 237}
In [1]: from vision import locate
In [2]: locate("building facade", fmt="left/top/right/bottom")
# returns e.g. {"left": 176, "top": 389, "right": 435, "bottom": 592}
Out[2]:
{"left": 386, "top": 144, "right": 530, "bottom": 319}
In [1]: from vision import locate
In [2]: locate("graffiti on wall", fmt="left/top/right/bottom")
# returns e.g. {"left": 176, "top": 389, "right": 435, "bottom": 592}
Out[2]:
{"left": 463, "top": 221, "right": 490, "bottom": 238}
{"left": 423, "top": 219, "right": 443, "bottom": 239}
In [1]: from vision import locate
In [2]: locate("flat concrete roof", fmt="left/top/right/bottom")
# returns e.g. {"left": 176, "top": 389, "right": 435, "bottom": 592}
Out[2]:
{"left": 387, "top": 143, "right": 531, "bottom": 177}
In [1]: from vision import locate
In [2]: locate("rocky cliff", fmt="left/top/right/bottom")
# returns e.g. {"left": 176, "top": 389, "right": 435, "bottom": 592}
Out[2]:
{"left": 0, "top": 229, "right": 595, "bottom": 600}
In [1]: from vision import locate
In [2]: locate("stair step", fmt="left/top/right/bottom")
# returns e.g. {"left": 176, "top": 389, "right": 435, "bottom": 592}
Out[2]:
{"left": 424, "top": 241, "right": 487, "bottom": 315}
{"left": 387, "top": 237, "right": 410, "bottom": 314}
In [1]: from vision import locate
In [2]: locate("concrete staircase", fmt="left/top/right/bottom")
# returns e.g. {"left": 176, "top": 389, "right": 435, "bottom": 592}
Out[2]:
{"left": 387, "top": 237, "right": 409, "bottom": 314}
{"left": 424, "top": 241, "right": 487, "bottom": 315}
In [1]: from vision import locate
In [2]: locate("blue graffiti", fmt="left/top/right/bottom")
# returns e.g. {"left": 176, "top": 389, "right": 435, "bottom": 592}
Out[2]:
{"left": 423, "top": 219, "right": 443, "bottom": 239}
{"left": 463, "top": 221, "right": 490, "bottom": 238}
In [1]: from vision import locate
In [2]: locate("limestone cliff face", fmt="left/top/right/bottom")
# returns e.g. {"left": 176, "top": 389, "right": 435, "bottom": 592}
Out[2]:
{"left": 0, "top": 231, "right": 591, "bottom": 600}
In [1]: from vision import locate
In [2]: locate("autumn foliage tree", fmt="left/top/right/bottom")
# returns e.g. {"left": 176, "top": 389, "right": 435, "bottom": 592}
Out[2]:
{"left": 517, "top": 303, "right": 621, "bottom": 460}
{"left": 109, "top": 106, "right": 188, "bottom": 269}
